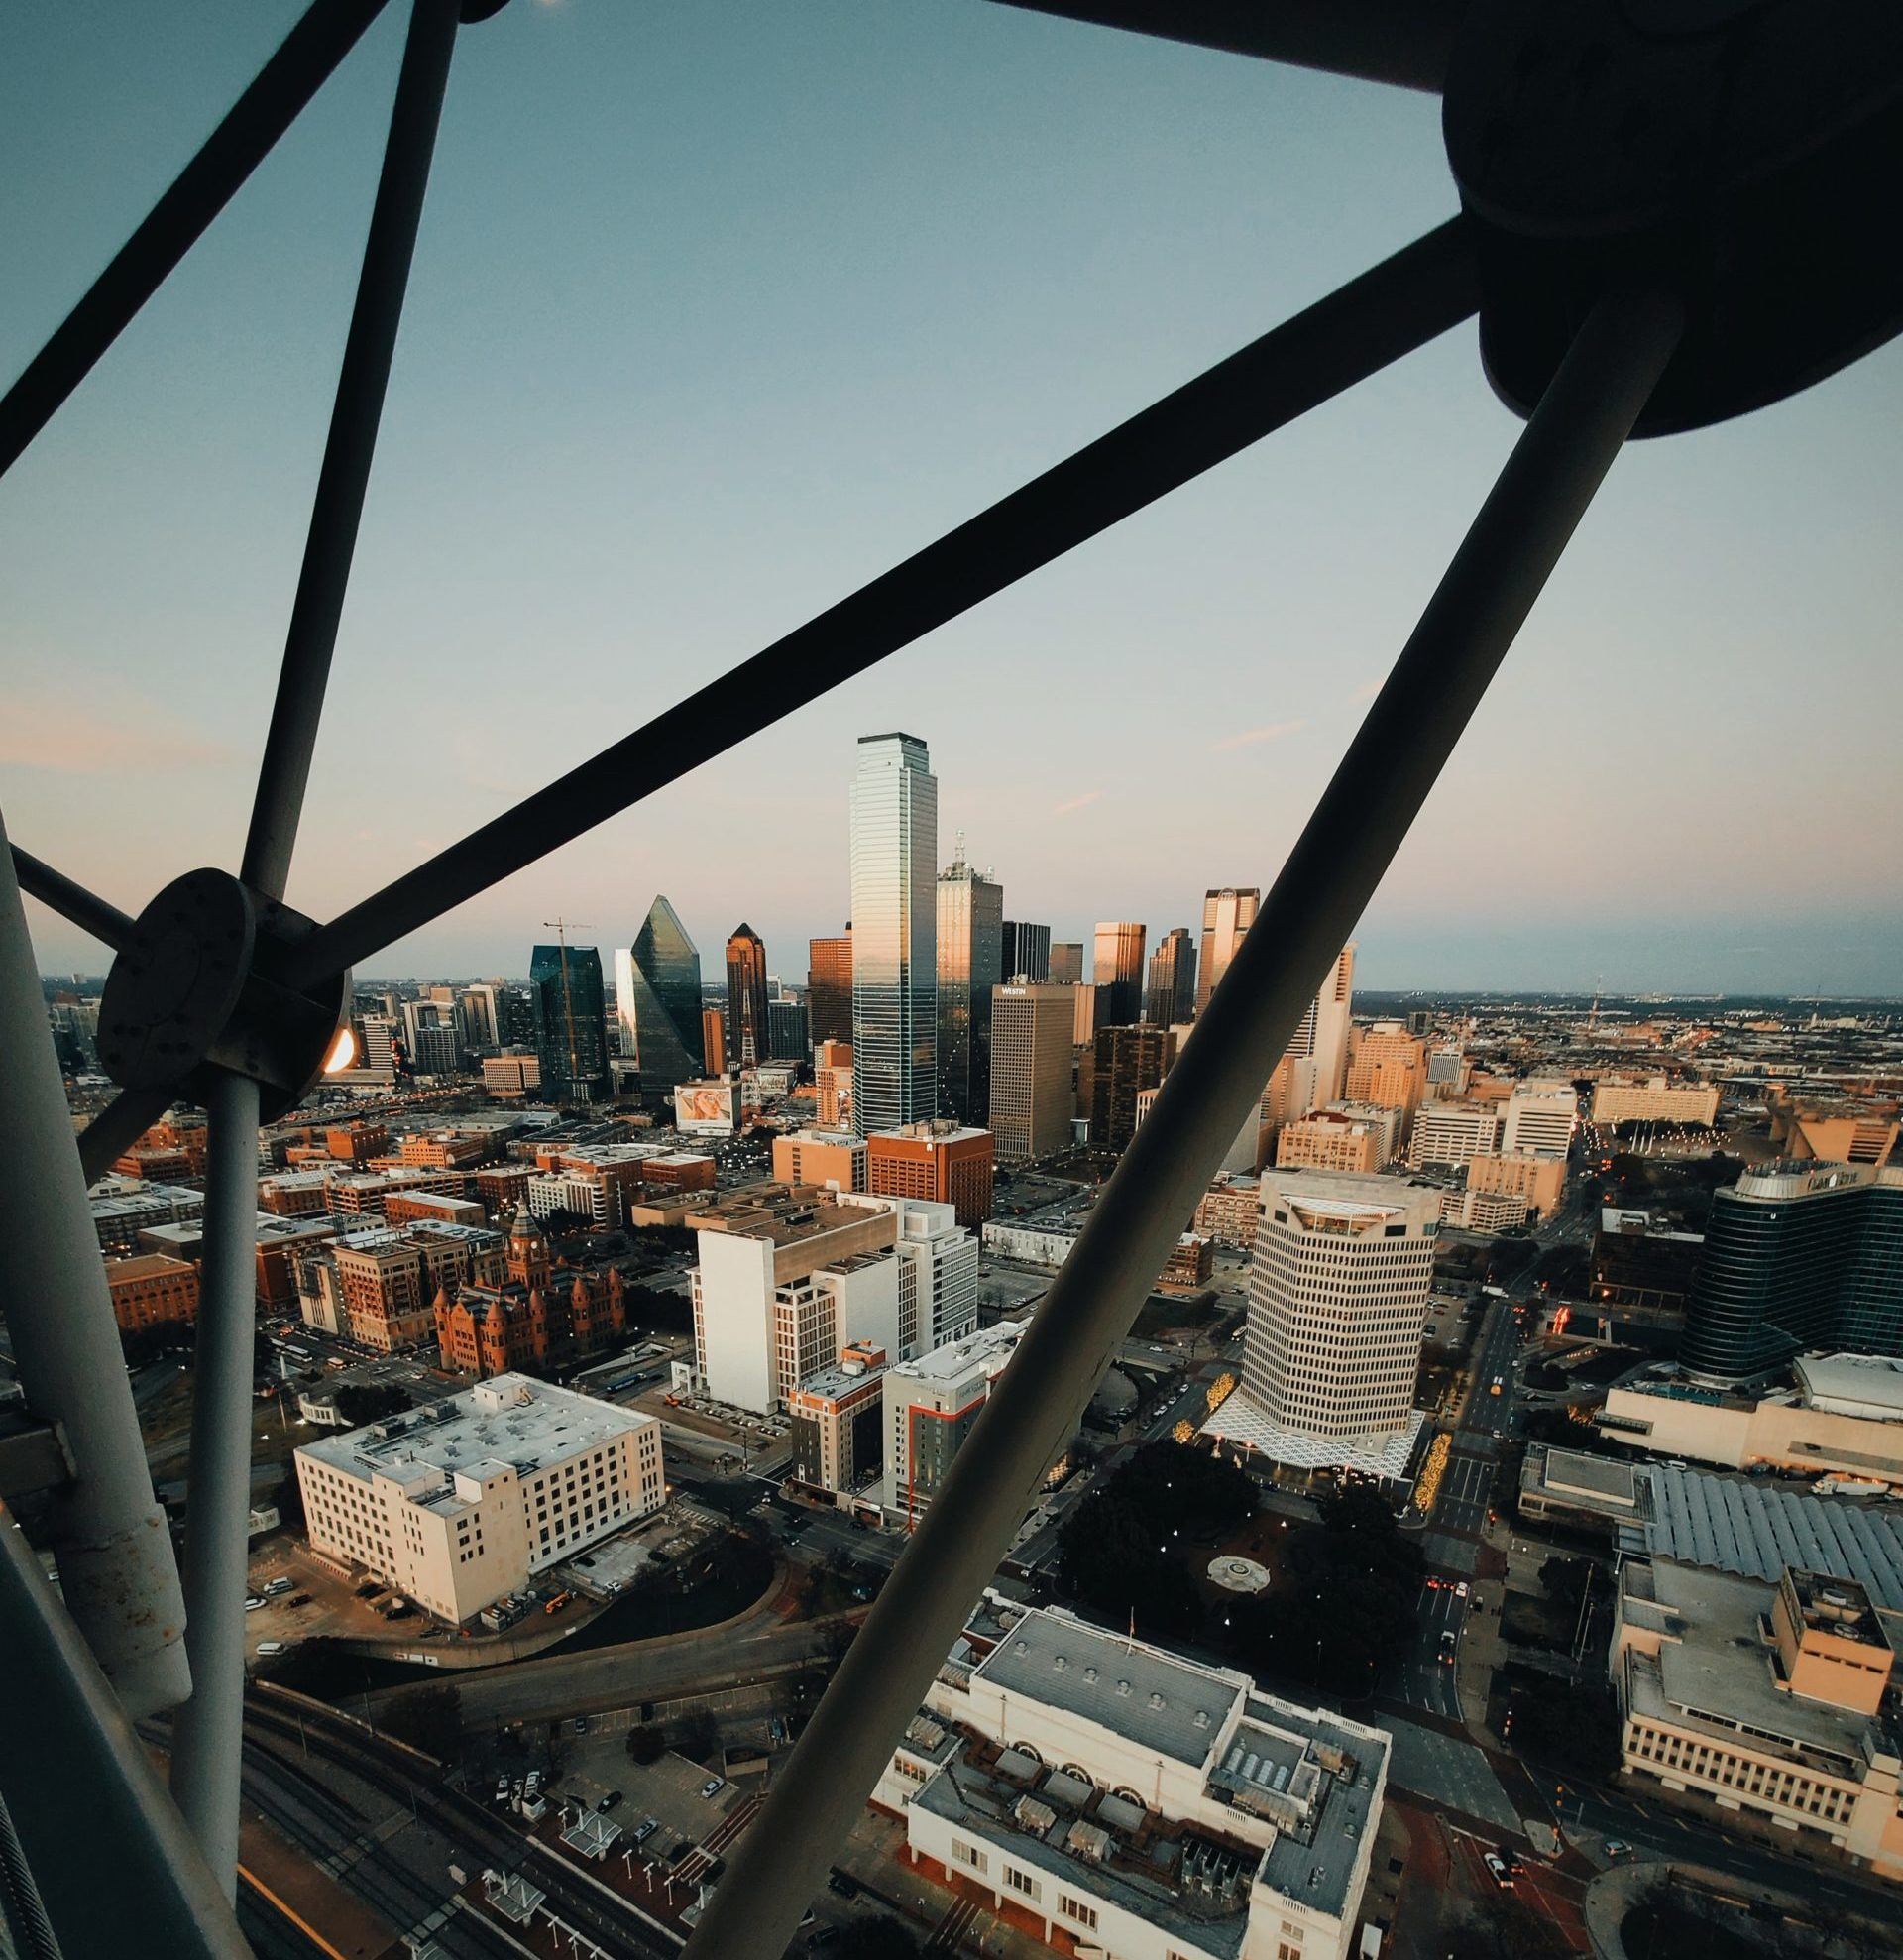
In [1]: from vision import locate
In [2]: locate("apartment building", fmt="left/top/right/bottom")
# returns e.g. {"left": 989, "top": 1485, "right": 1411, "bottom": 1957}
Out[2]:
{"left": 878, "top": 1592, "right": 1390, "bottom": 1960}
{"left": 1590, "top": 1076, "right": 1723, "bottom": 1128}
{"left": 295, "top": 1374, "right": 664, "bottom": 1625}
{"left": 881, "top": 1321, "right": 1027, "bottom": 1525}
{"left": 786, "top": 1341, "right": 886, "bottom": 1501}
{"left": 1614, "top": 1559, "right": 1903, "bottom": 1879}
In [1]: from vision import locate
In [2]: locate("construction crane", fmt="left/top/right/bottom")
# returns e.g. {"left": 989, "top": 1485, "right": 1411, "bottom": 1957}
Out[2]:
{"left": 543, "top": 917, "right": 589, "bottom": 1101}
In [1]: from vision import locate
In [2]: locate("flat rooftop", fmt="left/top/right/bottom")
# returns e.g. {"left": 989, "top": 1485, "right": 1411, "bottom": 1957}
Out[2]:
{"left": 891, "top": 1320, "right": 1026, "bottom": 1385}
{"left": 297, "top": 1373, "right": 650, "bottom": 1499}
{"left": 1796, "top": 1353, "right": 1903, "bottom": 1421}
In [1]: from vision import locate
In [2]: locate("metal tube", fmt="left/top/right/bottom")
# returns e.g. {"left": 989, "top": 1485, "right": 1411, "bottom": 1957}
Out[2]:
{"left": 989, "top": 0, "right": 1465, "bottom": 93}
{"left": 0, "top": 809, "right": 191, "bottom": 1718}
{"left": 240, "top": 0, "right": 462, "bottom": 899}
{"left": 0, "top": 0, "right": 392, "bottom": 482}
{"left": 75, "top": 1084, "right": 175, "bottom": 1188}
{"left": 0, "top": 1504, "right": 252, "bottom": 1960}
{"left": 0, "top": 1788, "right": 63, "bottom": 1960}
{"left": 6, "top": 846, "right": 135, "bottom": 953}
{"left": 681, "top": 284, "right": 1685, "bottom": 1960}
{"left": 167, "top": 1070, "right": 262, "bottom": 1892}
{"left": 281, "top": 216, "right": 1481, "bottom": 987}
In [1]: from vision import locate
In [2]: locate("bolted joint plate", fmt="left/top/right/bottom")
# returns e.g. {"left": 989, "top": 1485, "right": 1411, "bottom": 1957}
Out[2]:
{"left": 1443, "top": 0, "right": 1903, "bottom": 434}
{"left": 98, "top": 869, "right": 350, "bottom": 1121}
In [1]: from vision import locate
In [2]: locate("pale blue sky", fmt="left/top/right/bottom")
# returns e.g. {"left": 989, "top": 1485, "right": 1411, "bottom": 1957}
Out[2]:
{"left": 3, "top": 1, "right": 1899, "bottom": 994}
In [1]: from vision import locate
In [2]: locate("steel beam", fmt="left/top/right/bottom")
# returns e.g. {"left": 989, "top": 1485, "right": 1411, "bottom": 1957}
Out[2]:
{"left": 0, "top": 0, "right": 392, "bottom": 482}
{"left": 168, "top": 1070, "right": 263, "bottom": 1892}
{"left": 0, "top": 809, "right": 191, "bottom": 1718}
{"left": 989, "top": 0, "right": 1465, "bottom": 93}
{"left": 0, "top": 1503, "right": 251, "bottom": 1960}
{"left": 681, "top": 283, "right": 1686, "bottom": 1960}
{"left": 283, "top": 216, "right": 1480, "bottom": 986}
{"left": 75, "top": 1084, "right": 175, "bottom": 1187}
{"left": 241, "top": 0, "right": 462, "bottom": 899}
{"left": 6, "top": 846, "right": 135, "bottom": 953}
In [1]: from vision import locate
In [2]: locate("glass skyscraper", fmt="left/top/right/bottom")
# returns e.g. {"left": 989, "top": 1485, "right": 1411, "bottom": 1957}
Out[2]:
{"left": 529, "top": 941, "right": 611, "bottom": 1104}
{"left": 1198, "top": 886, "right": 1260, "bottom": 1014}
{"left": 1000, "top": 919, "right": 1051, "bottom": 983}
{"left": 1092, "top": 921, "right": 1147, "bottom": 1028}
{"left": 1145, "top": 926, "right": 1198, "bottom": 1026}
{"left": 850, "top": 733, "right": 937, "bottom": 1134}
{"left": 725, "top": 924, "right": 770, "bottom": 1069}
{"left": 807, "top": 928, "right": 852, "bottom": 1044}
{"left": 937, "top": 852, "right": 1003, "bottom": 1126}
{"left": 614, "top": 896, "right": 704, "bottom": 1093}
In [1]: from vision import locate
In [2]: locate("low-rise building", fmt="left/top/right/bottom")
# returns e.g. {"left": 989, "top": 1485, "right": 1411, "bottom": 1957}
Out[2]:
{"left": 980, "top": 1220, "right": 1078, "bottom": 1269}
{"left": 294, "top": 1373, "right": 664, "bottom": 1624}
{"left": 772, "top": 1127, "right": 868, "bottom": 1193}
{"left": 868, "top": 1120, "right": 995, "bottom": 1227}
{"left": 435, "top": 1208, "right": 631, "bottom": 1378}
{"left": 304, "top": 1221, "right": 507, "bottom": 1352}
{"left": 786, "top": 1341, "right": 886, "bottom": 1500}
{"left": 1161, "top": 1233, "right": 1214, "bottom": 1290}
{"left": 1614, "top": 1558, "right": 1903, "bottom": 1878}
{"left": 87, "top": 1178, "right": 204, "bottom": 1255}
{"left": 878, "top": 1592, "right": 1390, "bottom": 1959}
{"left": 104, "top": 1252, "right": 199, "bottom": 1330}
{"left": 1590, "top": 1076, "right": 1723, "bottom": 1128}
{"left": 1465, "top": 1148, "right": 1566, "bottom": 1220}
{"left": 1194, "top": 1175, "right": 1263, "bottom": 1251}
{"left": 882, "top": 1322, "right": 1027, "bottom": 1526}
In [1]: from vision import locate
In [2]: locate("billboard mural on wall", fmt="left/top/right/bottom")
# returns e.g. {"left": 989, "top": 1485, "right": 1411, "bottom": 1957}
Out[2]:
{"left": 675, "top": 1080, "right": 737, "bottom": 1134}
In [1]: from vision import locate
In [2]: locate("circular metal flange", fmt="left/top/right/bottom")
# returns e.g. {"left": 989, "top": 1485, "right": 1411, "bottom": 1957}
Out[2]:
{"left": 460, "top": 0, "right": 512, "bottom": 20}
{"left": 99, "top": 870, "right": 351, "bottom": 1121}
{"left": 98, "top": 870, "right": 255, "bottom": 1090}
{"left": 1443, "top": 0, "right": 1903, "bottom": 433}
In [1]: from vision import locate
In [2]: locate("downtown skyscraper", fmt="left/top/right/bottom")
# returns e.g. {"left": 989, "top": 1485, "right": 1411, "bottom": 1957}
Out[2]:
{"left": 1197, "top": 886, "right": 1259, "bottom": 1014}
{"left": 850, "top": 733, "right": 938, "bottom": 1133}
{"left": 1092, "top": 921, "right": 1146, "bottom": 1027}
{"left": 529, "top": 940, "right": 611, "bottom": 1105}
{"left": 725, "top": 924, "right": 770, "bottom": 1069}
{"left": 937, "top": 846, "right": 1003, "bottom": 1126}
{"left": 614, "top": 895, "right": 704, "bottom": 1093}
{"left": 807, "top": 927, "right": 852, "bottom": 1044}
{"left": 1144, "top": 926, "right": 1198, "bottom": 1027}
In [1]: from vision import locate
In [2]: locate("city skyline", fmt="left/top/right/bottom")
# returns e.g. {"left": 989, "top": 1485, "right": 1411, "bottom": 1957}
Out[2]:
{"left": 2, "top": 5, "right": 1898, "bottom": 999}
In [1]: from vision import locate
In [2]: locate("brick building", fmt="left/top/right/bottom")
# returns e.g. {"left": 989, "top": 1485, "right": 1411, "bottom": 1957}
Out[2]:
{"left": 434, "top": 1208, "right": 630, "bottom": 1378}
{"left": 104, "top": 1253, "right": 200, "bottom": 1331}
{"left": 867, "top": 1121, "right": 994, "bottom": 1227}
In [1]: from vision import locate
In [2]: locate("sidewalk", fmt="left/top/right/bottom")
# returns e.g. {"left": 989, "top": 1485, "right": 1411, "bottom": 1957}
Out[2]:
{"left": 1580, "top": 1859, "right": 1898, "bottom": 1960}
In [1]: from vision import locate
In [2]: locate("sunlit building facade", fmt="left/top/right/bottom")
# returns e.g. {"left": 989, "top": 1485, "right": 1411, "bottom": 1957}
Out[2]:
{"left": 1196, "top": 885, "right": 1259, "bottom": 1014}
{"left": 937, "top": 853, "right": 1003, "bottom": 1126}
{"left": 529, "top": 941, "right": 611, "bottom": 1105}
{"left": 725, "top": 923, "right": 771, "bottom": 1071}
{"left": 1092, "top": 920, "right": 1147, "bottom": 1029}
{"left": 808, "top": 928, "right": 853, "bottom": 1044}
{"left": 851, "top": 732, "right": 938, "bottom": 1134}
{"left": 1144, "top": 925, "right": 1198, "bottom": 1028}
{"left": 614, "top": 894, "right": 704, "bottom": 1093}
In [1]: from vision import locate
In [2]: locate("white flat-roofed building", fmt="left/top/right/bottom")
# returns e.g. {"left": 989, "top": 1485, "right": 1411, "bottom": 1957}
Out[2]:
{"left": 1207, "top": 1171, "right": 1438, "bottom": 1477}
{"left": 883, "top": 1321, "right": 1027, "bottom": 1525}
{"left": 980, "top": 1219, "right": 1079, "bottom": 1268}
{"left": 294, "top": 1373, "right": 663, "bottom": 1625}
{"left": 1591, "top": 1076, "right": 1723, "bottom": 1127}
{"left": 1407, "top": 1101, "right": 1501, "bottom": 1169}
{"left": 1502, "top": 1079, "right": 1579, "bottom": 1159}
{"left": 879, "top": 1592, "right": 1390, "bottom": 1960}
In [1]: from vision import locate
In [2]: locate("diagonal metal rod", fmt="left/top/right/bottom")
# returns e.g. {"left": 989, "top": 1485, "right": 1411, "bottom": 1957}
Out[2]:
{"left": 168, "top": 1070, "right": 263, "bottom": 1891}
{"left": 0, "top": 0, "right": 392, "bottom": 483}
{"left": 280, "top": 216, "right": 1480, "bottom": 987}
{"left": 990, "top": 0, "right": 1467, "bottom": 93}
{"left": 241, "top": 0, "right": 461, "bottom": 899}
{"left": 6, "top": 846, "right": 135, "bottom": 953}
{"left": 0, "top": 809, "right": 191, "bottom": 1719}
{"left": 76, "top": 1084, "right": 176, "bottom": 1187}
{"left": 0, "top": 1502, "right": 251, "bottom": 1960}
{"left": 682, "top": 282, "right": 1686, "bottom": 1960}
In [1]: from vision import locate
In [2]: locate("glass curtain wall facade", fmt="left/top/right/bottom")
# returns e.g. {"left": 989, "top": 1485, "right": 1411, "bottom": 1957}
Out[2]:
{"left": 1197, "top": 886, "right": 1260, "bottom": 1014}
{"left": 529, "top": 942, "right": 611, "bottom": 1104}
{"left": 1145, "top": 926, "right": 1198, "bottom": 1026}
{"left": 937, "top": 857, "right": 1003, "bottom": 1126}
{"left": 615, "top": 895, "right": 704, "bottom": 1093}
{"left": 1000, "top": 920, "right": 1051, "bottom": 982}
{"left": 1683, "top": 1165, "right": 1903, "bottom": 1380}
{"left": 1092, "top": 921, "right": 1147, "bottom": 1027}
{"left": 808, "top": 929, "right": 853, "bottom": 1044}
{"left": 850, "top": 733, "right": 938, "bottom": 1134}
{"left": 725, "top": 924, "right": 771, "bottom": 1070}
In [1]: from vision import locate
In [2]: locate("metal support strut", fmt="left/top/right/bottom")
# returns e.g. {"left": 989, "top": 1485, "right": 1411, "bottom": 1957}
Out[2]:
{"left": 0, "top": 811, "right": 191, "bottom": 1719}
{"left": 682, "top": 283, "right": 1687, "bottom": 1960}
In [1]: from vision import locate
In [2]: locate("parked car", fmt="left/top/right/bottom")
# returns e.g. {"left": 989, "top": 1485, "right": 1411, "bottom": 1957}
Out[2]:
{"left": 700, "top": 1778, "right": 725, "bottom": 1800}
{"left": 262, "top": 1576, "right": 293, "bottom": 1596}
{"left": 255, "top": 1641, "right": 285, "bottom": 1657}
{"left": 1602, "top": 1839, "right": 1634, "bottom": 1861}
{"left": 1484, "top": 1853, "right": 1513, "bottom": 1889}
{"left": 825, "top": 1872, "right": 858, "bottom": 1900}
{"left": 598, "top": 1790, "right": 623, "bottom": 1813}
{"left": 633, "top": 1819, "right": 660, "bottom": 1846}
{"left": 495, "top": 1778, "right": 510, "bottom": 1803}
{"left": 244, "top": 1597, "right": 266, "bottom": 1612}
{"left": 573, "top": 1715, "right": 588, "bottom": 1734}
{"left": 287, "top": 1592, "right": 310, "bottom": 1607}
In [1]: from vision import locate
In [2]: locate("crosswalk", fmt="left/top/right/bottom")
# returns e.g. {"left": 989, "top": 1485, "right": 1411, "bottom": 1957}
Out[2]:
{"left": 922, "top": 1892, "right": 984, "bottom": 1955}
{"left": 673, "top": 1790, "right": 764, "bottom": 1889}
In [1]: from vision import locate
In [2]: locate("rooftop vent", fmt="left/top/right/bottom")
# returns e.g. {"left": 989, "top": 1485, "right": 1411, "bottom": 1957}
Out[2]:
{"left": 1192, "top": 1710, "right": 1211, "bottom": 1729}
{"left": 1082, "top": 1667, "right": 1098, "bottom": 1684}
{"left": 1115, "top": 1680, "right": 1132, "bottom": 1698}
{"left": 1015, "top": 1640, "right": 1029, "bottom": 1655}
{"left": 1148, "top": 1692, "right": 1167, "bottom": 1710}
{"left": 1052, "top": 1655, "right": 1068, "bottom": 1672}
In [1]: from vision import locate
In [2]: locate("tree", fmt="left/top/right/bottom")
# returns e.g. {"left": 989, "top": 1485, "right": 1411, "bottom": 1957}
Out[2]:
{"left": 1538, "top": 1556, "right": 1592, "bottom": 1611}
{"left": 837, "top": 1919, "right": 921, "bottom": 1960}
{"left": 334, "top": 1383, "right": 414, "bottom": 1428}
{"left": 1507, "top": 1680, "right": 1621, "bottom": 1782}
{"left": 381, "top": 1683, "right": 463, "bottom": 1762}
{"left": 673, "top": 1708, "right": 719, "bottom": 1764}
{"left": 626, "top": 1725, "right": 665, "bottom": 1765}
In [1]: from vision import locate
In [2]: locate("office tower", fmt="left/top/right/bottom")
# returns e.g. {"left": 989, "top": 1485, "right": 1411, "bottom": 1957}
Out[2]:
{"left": 936, "top": 849, "right": 1003, "bottom": 1125}
{"left": 1502, "top": 1080, "right": 1579, "bottom": 1158}
{"left": 613, "top": 896, "right": 705, "bottom": 1094}
{"left": 1089, "top": 1023, "right": 1170, "bottom": 1150}
{"left": 411, "top": 1021, "right": 464, "bottom": 1077}
{"left": 1426, "top": 1046, "right": 1470, "bottom": 1098}
{"left": 988, "top": 984, "right": 1072, "bottom": 1162}
{"left": 1000, "top": 920, "right": 1051, "bottom": 983}
{"left": 850, "top": 732, "right": 938, "bottom": 1134}
{"left": 1344, "top": 1020, "right": 1427, "bottom": 1144}
{"left": 358, "top": 1012, "right": 398, "bottom": 1079}
{"left": 1049, "top": 941, "right": 1083, "bottom": 986}
{"left": 816, "top": 1038, "right": 853, "bottom": 1127}
{"left": 1197, "top": 886, "right": 1260, "bottom": 1013}
{"left": 457, "top": 982, "right": 501, "bottom": 1052}
{"left": 766, "top": 997, "right": 810, "bottom": 1063}
{"left": 881, "top": 1320, "right": 1027, "bottom": 1524}
{"left": 1682, "top": 1164, "right": 1903, "bottom": 1381}
{"left": 868, "top": 1120, "right": 994, "bottom": 1227}
{"left": 808, "top": 927, "right": 853, "bottom": 1044}
{"left": 1276, "top": 944, "right": 1355, "bottom": 1117}
{"left": 701, "top": 1005, "right": 727, "bottom": 1076}
{"left": 725, "top": 924, "right": 770, "bottom": 1070}
{"left": 1222, "top": 1170, "right": 1438, "bottom": 1472}
{"left": 1144, "top": 926, "right": 1198, "bottom": 1027}
{"left": 1070, "top": 982, "right": 1114, "bottom": 1049}
{"left": 1092, "top": 921, "right": 1146, "bottom": 1027}
{"left": 1276, "top": 1107, "right": 1389, "bottom": 1175}
{"left": 529, "top": 941, "right": 610, "bottom": 1104}
{"left": 1408, "top": 1102, "right": 1502, "bottom": 1166}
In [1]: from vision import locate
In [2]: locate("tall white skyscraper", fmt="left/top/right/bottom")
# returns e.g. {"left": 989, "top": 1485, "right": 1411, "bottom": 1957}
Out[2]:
{"left": 1196, "top": 886, "right": 1259, "bottom": 1014}
{"left": 851, "top": 733, "right": 938, "bottom": 1134}
{"left": 1206, "top": 1168, "right": 1438, "bottom": 1476}
{"left": 1278, "top": 942, "right": 1356, "bottom": 1116}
